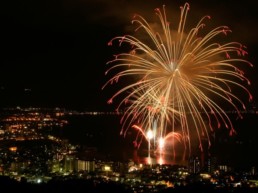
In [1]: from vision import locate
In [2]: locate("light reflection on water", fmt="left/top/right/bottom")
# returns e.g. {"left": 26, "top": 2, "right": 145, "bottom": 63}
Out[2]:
{"left": 131, "top": 149, "right": 188, "bottom": 166}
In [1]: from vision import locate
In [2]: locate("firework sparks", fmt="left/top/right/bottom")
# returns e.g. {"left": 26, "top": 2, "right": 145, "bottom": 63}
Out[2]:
{"left": 103, "top": 3, "right": 252, "bottom": 159}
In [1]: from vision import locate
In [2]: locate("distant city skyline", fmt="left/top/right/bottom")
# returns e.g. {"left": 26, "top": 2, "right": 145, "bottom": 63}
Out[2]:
{"left": 0, "top": 106, "right": 257, "bottom": 171}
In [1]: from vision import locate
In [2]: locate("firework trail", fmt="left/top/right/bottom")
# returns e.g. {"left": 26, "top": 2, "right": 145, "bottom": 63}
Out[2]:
{"left": 103, "top": 3, "right": 252, "bottom": 159}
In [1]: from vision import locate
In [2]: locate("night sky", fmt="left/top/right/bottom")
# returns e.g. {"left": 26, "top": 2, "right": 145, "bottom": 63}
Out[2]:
{"left": 0, "top": 0, "right": 257, "bottom": 167}
{"left": 0, "top": 0, "right": 257, "bottom": 110}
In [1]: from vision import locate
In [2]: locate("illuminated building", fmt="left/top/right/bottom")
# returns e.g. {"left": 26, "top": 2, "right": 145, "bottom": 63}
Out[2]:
{"left": 218, "top": 165, "right": 231, "bottom": 172}
{"left": 64, "top": 155, "right": 76, "bottom": 173}
{"left": 188, "top": 156, "right": 200, "bottom": 174}
{"left": 206, "top": 156, "right": 217, "bottom": 174}
{"left": 76, "top": 160, "right": 95, "bottom": 172}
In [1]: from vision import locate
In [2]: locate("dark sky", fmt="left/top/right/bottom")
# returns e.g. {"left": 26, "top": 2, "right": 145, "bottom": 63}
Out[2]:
{"left": 0, "top": 0, "right": 257, "bottom": 110}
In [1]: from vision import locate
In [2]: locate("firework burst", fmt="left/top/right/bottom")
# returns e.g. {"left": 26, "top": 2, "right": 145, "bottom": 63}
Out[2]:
{"left": 103, "top": 3, "right": 252, "bottom": 159}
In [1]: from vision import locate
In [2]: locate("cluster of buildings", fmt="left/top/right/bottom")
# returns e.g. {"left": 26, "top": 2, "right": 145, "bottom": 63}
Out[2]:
{"left": 0, "top": 107, "right": 257, "bottom": 192}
